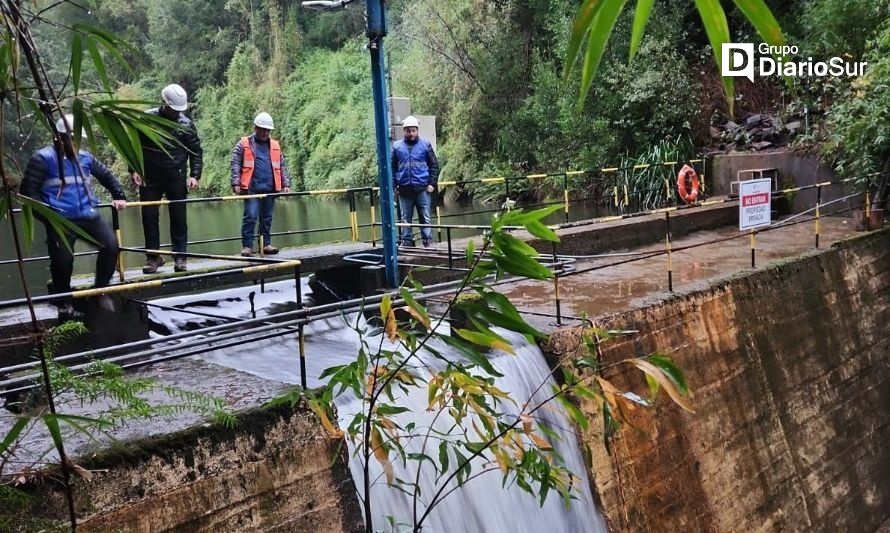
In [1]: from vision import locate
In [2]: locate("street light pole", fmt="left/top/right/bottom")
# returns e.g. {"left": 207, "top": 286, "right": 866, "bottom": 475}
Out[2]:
{"left": 365, "top": 0, "right": 399, "bottom": 288}
{"left": 301, "top": 0, "right": 399, "bottom": 288}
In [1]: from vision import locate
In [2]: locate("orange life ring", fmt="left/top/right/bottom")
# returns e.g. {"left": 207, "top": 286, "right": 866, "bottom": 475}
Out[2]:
{"left": 676, "top": 164, "right": 700, "bottom": 204}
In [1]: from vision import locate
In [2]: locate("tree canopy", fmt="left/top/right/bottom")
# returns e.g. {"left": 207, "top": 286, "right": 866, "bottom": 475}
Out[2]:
{"left": 4, "top": 0, "right": 888, "bottom": 196}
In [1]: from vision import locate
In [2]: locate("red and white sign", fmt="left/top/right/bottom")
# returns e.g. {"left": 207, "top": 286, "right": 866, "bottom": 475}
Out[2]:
{"left": 739, "top": 179, "right": 772, "bottom": 230}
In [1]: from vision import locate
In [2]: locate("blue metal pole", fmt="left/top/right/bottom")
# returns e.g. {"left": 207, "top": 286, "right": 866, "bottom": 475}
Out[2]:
{"left": 366, "top": 0, "right": 399, "bottom": 287}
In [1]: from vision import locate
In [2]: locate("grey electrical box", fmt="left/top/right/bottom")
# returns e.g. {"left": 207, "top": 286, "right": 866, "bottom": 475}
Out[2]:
{"left": 387, "top": 97, "right": 411, "bottom": 127}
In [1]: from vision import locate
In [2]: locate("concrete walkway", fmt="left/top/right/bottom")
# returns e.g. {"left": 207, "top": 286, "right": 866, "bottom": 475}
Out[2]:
{"left": 500, "top": 216, "right": 856, "bottom": 328}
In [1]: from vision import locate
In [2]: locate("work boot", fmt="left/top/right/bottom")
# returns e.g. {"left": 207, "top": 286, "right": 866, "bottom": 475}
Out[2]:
{"left": 262, "top": 245, "right": 279, "bottom": 255}
{"left": 142, "top": 255, "right": 165, "bottom": 274}
{"left": 96, "top": 294, "right": 116, "bottom": 313}
{"left": 57, "top": 302, "right": 84, "bottom": 322}
{"left": 174, "top": 257, "right": 187, "bottom": 272}
{"left": 241, "top": 247, "right": 254, "bottom": 257}
{"left": 423, "top": 240, "right": 433, "bottom": 248}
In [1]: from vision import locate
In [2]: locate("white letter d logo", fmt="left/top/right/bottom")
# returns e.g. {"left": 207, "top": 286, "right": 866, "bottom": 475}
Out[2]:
{"left": 721, "top": 43, "right": 754, "bottom": 82}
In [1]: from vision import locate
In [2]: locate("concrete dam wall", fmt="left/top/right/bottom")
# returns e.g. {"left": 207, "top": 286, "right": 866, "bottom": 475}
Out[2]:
{"left": 12, "top": 401, "right": 363, "bottom": 532}
{"left": 7, "top": 228, "right": 887, "bottom": 531}
{"left": 551, "top": 228, "right": 889, "bottom": 531}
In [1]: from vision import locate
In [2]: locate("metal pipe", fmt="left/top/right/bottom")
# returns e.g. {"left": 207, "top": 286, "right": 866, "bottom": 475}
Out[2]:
{"left": 563, "top": 173, "right": 570, "bottom": 224}
{"left": 369, "top": 188, "right": 377, "bottom": 246}
{"left": 552, "top": 242, "right": 562, "bottom": 326}
{"left": 666, "top": 211, "right": 673, "bottom": 292}
{"left": 112, "top": 208, "right": 125, "bottom": 282}
{"left": 365, "top": 0, "right": 399, "bottom": 287}
{"left": 750, "top": 230, "right": 756, "bottom": 269}
{"left": 815, "top": 184, "right": 822, "bottom": 249}
{"left": 2, "top": 272, "right": 514, "bottom": 390}
{"left": 447, "top": 227, "right": 453, "bottom": 269}
{"left": 1, "top": 261, "right": 494, "bottom": 376}
{"left": 296, "top": 264, "right": 306, "bottom": 388}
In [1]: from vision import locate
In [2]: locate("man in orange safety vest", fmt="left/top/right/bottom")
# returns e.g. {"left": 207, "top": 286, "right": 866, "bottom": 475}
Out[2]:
{"left": 230, "top": 112, "right": 291, "bottom": 256}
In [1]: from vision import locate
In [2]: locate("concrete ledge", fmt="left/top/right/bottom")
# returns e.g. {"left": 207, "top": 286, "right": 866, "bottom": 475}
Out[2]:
{"left": 6, "top": 400, "right": 363, "bottom": 532}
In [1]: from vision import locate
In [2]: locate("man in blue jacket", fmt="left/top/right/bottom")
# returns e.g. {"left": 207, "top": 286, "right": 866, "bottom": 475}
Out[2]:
{"left": 391, "top": 115, "right": 440, "bottom": 248}
{"left": 20, "top": 114, "right": 127, "bottom": 317}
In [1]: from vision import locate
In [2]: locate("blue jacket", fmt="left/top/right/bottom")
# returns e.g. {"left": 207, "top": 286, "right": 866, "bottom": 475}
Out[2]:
{"left": 20, "top": 146, "right": 126, "bottom": 220}
{"left": 391, "top": 138, "right": 439, "bottom": 190}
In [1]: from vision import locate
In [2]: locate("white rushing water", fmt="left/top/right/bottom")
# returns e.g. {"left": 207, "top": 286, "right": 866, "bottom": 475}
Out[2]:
{"left": 148, "top": 282, "right": 607, "bottom": 533}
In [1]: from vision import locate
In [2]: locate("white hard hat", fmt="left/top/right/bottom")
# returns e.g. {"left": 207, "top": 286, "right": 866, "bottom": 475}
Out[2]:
{"left": 254, "top": 112, "right": 275, "bottom": 130}
{"left": 161, "top": 84, "right": 188, "bottom": 111}
{"left": 402, "top": 115, "right": 420, "bottom": 129}
{"left": 55, "top": 114, "right": 86, "bottom": 137}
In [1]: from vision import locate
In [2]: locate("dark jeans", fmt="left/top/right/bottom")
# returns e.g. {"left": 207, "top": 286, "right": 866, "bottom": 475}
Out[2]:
{"left": 241, "top": 196, "right": 277, "bottom": 249}
{"left": 45, "top": 216, "right": 118, "bottom": 295}
{"left": 398, "top": 189, "right": 432, "bottom": 245}
{"left": 140, "top": 177, "right": 187, "bottom": 258}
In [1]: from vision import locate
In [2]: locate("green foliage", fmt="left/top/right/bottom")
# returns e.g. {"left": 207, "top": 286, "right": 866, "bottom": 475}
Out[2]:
{"left": 609, "top": 138, "right": 696, "bottom": 210}
{"left": 0, "top": 322, "right": 236, "bottom": 513}
{"left": 565, "top": 0, "right": 784, "bottom": 115}
{"left": 283, "top": 48, "right": 377, "bottom": 191}
{"left": 143, "top": 0, "right": 241, "bottom": 90}
{"left": 824, "top": 22, "right": 890, "bottom": 196}
{"left": 799, "top": 0, "right": 890, "bottom": 60}
{"left": 306, "top": 206, "right": 692, "bottom": 531}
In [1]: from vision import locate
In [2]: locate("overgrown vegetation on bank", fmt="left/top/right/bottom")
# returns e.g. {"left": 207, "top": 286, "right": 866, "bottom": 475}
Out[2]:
{"left": 6, "top": 0, "right": 889, "bottom": 199}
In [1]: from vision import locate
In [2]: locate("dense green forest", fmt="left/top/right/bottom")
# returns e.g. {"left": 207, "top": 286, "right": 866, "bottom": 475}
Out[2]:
{"left": 9, "top": 0, "right": 890, "bottom": 199}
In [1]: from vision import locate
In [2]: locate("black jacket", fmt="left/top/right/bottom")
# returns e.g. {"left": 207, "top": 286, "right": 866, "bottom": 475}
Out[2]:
{"left": 138, "top": 108, "right": 203, "bottom": 181}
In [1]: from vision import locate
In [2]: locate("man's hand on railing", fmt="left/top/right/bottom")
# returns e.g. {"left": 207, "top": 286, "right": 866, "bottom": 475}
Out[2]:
{"left": 112, "top": 200, "right": 126, "bottom": 210}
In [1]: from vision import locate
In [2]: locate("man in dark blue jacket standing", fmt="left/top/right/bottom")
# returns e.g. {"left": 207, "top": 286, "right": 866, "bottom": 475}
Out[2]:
{"left": 391, "top": 115, "right": 440, "bottom": 248}
{"left": 20, "top": 114, "right": 127, "bottom": 316}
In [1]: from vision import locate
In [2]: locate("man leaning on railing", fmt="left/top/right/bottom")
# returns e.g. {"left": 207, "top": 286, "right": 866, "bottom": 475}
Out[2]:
{"left": 19, "top": 114, "right": 127, "bottom": 319}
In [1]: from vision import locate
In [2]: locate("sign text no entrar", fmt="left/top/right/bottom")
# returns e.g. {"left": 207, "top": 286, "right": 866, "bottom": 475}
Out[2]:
{"left": 739, "top": 178, "right": 772, "bottom": 231}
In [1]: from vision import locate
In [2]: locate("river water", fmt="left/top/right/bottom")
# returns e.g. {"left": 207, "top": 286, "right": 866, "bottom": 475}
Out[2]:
{"left": 145, "top": 280, "right": 608, "bottom": 532}
{"left": 0, "top": 195, "right": 614, "bottom": 300}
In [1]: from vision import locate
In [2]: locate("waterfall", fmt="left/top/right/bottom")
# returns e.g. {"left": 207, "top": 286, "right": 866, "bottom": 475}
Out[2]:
{"left": 147, "top": 282, "right": 607, "bottom": 533}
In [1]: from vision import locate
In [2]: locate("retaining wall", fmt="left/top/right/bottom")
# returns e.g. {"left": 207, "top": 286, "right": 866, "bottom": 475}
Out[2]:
{"left": 8, "top": 401, "right": 363, "bottom": 532}
{"left": 548, "top": 228, "right": 889, "bottom": 531}
{"left": 708, "top": 151, "right": 854, "bottom": 213}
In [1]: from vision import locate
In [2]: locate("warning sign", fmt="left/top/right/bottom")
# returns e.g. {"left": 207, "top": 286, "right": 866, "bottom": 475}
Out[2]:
{"left": 739, "top": 178, "right": 772, "bottom": 230}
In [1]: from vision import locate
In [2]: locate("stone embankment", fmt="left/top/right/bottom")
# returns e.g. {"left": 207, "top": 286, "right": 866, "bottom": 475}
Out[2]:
{"left": 548, "top": 228, "right": 889, "bottom": 531}
{"left": 23, "top": 401, "right": 362, "bottom": 532}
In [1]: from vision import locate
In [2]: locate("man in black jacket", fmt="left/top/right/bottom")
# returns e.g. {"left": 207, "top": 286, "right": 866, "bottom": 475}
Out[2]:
{"left": 20, "top": 114, "right": 127, "bottom": 317}
{"left": 131, "top": 84, "right": 203, "bottom": 273}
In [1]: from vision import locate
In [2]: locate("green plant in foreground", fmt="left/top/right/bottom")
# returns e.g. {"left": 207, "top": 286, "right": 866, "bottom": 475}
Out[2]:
{"left": 0, "top": 321, "right": 235, "bottom": 521}
{"left": 566, "top": 0, "right": 785, "bottom": 115}
{"left": 302, "top": 205, "right": 693, "bottom": 532}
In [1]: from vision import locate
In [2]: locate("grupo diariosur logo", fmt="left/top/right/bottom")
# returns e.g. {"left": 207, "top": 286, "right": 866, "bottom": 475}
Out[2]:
{"left": 721, "top": 43, "right": 867, "bottom": 81}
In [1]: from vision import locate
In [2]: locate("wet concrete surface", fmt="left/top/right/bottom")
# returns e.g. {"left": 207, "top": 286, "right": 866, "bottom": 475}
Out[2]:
{"left": 500, "top": 215, "right": 857, "bottom": 326}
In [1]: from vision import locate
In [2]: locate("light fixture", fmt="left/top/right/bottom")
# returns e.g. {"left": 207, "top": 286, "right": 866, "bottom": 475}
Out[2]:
{"left": 300, "top": 0, "right": 352, "bottom": 10}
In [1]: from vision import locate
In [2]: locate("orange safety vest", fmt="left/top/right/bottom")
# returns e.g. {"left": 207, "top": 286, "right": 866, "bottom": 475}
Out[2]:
{"left": 239, "top": 136, "right": 283, "bottom": 191}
